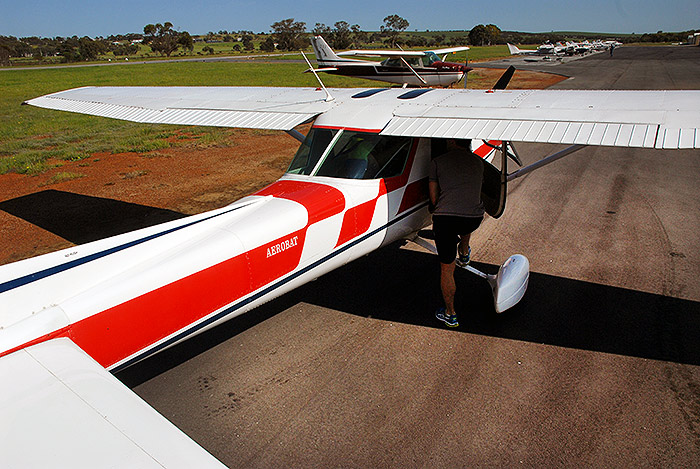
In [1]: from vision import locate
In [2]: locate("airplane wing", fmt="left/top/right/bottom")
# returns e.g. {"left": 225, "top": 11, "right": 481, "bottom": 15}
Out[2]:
{"left": 0, "top": 338, "right": 225, "bottom": 468}
{"left": 24, "top": 86, "right": 338, "bottom": 131}
{"left": 24, "top": 87, "right": 700, "bottom": 149}
{"left": 336, "top": 49, "right": 426, "bottom": 57}
{"left": 381, "top": 89, "right": 700, "bottom": 149}
{"left": 428, "top": 46, "right": 469, "bottom": 55}
{"left": 337, "top": 47, "right": 468, "bottom": 58}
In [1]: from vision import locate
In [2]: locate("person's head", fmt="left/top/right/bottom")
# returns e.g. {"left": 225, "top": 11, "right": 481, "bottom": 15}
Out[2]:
{"left": 447, "top": 138, "right": 472, "bottom": 150}
{"left": 455, "top": 138, "right": 472, "bottom": 149}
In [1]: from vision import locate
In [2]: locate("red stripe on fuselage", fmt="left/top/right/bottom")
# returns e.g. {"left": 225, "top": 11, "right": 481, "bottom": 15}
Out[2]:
{"left": 397, "top": 177, "right": 429, "bottom": 214}
{"left": 255, "top": 180, "right": 345, "bottom": 225}
{"left": 335, "top": 190, "right": 383, "bottom": 248}
{"left": 473, "top": 140, "right": 501, "bottom": 159}
{"left": 74, "top": 180, "right": 349, "bottom": 367}
{"left": 4, "top": 180, "right": 348, "bottom": 367}
{"left": 68, "top": 228, "right": 307, "bottom": 367}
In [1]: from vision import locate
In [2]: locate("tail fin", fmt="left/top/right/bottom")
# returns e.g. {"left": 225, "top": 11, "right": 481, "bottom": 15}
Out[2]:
{"left": 506, "top": 43, "right": 522, "bottom": 55}
{"left": 311, "top": 36, "right": 342, "bottom": 66}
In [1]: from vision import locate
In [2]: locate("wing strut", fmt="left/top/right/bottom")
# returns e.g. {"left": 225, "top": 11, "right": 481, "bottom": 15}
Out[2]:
{"left": 398, "top": 56, "right": 428, "bottom": 86}
{"left": 506, "top": 144, "right": 588, "bottom": 181}
{"left": 482, "top": 140, "right": 523, "bottom": 166}
{"left": 300, "top": 51, "right": 334, "bottom": 102}
{"left": 286, "top": 129, "right": 306, "bottom": 143}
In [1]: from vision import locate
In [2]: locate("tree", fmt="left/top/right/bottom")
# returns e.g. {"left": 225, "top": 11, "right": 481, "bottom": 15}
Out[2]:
{"left": 381, "top": 14, "right": 409, "bottom": 46}
{"left": 329, "top": 21, "right": 355, "bottom": 49}
{"left": 270, "top": 18, "right": 307, "bottom": 51}
{"left": 468, "top": 24, "right": 489, "bottom": 46}
{"left": 485, "top": 24, "right": 501, "bottom": 45}
{"left": 260, "top": 36, "right": 276, "bottom": 52}
{"left": 143, "top": 22, "right": 181, "bottom": 56}
{"left": 78, "top": 36, "right": 101, "bottom": 61}
{"left": 312, "top": 23, "right": 331, "bottom": 36}
{"left": 0, "top": 46, "right": 10, "bottom": 66}
{"left": 351, "top": 24, "right": 368, "bottom": 46}
{"left": 178, "top": 31, "right": 194, "bottom": 53}
{"left": 242, "top": 35, "right": 254, "bottom": 50}
{"left": 469, "top": 24, "right": 501, "bottom": 46}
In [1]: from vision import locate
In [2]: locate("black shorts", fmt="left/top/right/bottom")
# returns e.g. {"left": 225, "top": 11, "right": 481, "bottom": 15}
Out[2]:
{"left": 432, "top": 215, "right": 483, "bottom": 264}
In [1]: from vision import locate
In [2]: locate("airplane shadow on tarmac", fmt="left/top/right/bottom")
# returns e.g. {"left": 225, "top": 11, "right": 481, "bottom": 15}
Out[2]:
{"left": 8, "top": 191, "right": 695, "bottom": 385}
{"left": 118, "top": 241, "right": 700, "bottom": 387}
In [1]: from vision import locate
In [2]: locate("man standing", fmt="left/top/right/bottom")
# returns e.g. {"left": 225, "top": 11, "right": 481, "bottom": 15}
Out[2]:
{"left": 429, "top": 139, "right": 484, "bottom": 327}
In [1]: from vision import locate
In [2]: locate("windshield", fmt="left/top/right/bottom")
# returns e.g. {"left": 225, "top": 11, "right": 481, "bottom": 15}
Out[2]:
{"left": 287, "top": 129, "right": 412, "bottom": 180}
{"left": 287, "top": 128, "right": 338, "bottom": 176}
{"left": 424, "top": 51, "right": 440, "bottom": 65}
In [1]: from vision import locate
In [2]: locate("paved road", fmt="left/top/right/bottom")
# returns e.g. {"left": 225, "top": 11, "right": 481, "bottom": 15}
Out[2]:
{"left": 117, "top": 46, "right": 700, "bottom": 467}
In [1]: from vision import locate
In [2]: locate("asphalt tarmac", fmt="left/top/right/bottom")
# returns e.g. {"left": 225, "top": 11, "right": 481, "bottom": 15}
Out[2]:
{"left": 117, "top": 46, "right": 700, "bottom": 467}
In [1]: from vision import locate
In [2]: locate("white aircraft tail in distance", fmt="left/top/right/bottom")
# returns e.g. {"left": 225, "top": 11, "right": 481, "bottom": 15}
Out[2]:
{"left": 309, "top": 35, "right": 470, "bottom": 87}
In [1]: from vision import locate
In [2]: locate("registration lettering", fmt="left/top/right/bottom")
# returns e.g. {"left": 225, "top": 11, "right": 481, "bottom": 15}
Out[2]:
{"left": 266, "top": 235, "right": 299, "bottom": 258}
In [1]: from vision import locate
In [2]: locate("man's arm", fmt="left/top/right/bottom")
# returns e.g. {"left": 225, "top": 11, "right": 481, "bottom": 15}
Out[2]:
{"left": 429, "top": 180, "right": 439, "bottom": 212}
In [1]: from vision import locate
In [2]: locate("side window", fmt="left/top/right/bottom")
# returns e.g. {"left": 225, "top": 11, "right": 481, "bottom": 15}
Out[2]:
{"left": 287, "top": 128, "right": 337, "bottom": 175}
{"left": 315, "top": 131, "right": 412, "bottom": 180}
{"left": 370, "top": 136, "right": 412, "bottom": 179}
{"left": 382, "top": 58, "right": 402, "bottom": 68}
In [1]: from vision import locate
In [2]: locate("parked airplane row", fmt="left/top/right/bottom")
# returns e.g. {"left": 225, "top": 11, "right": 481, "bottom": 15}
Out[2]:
{"left": 308, "top": 35, "right": 623, "bottom": 86}
{"left": 508, "top": 40, "right": 622, "bottom": 57}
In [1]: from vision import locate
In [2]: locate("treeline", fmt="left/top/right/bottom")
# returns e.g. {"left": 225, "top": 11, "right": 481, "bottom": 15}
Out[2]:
{"left": 500, "top": 30, "right": 695, "bottom": 45}
{"left": 2, "top": 16, "right": 696, "bottom": 66}
{"left": 0, "top": 35, "right": 140, "bottom": 64}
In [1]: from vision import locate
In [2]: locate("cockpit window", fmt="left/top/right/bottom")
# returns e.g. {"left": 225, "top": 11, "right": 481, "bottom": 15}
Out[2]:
{"left": 287, "top": 128, "right": 337, "bottom": 175}
{"left": 315, "top": 131, "right": 411, "bottom": 179}
{"left": 287, "top": 129, "right": 412, "bottom": 180}
{"left": 424, "top": 52, "right": 440, "bottom": 66}
{"left": 381, "top": 57, "right": 422, "bottom": 68}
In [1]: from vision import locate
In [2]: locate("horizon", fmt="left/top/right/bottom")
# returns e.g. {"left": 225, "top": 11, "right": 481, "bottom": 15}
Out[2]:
{"left": 2, "top": 28, "right": 691, "bottom": 40}
{"left": 2, "top": 0, "right": 698, "bottom": 38}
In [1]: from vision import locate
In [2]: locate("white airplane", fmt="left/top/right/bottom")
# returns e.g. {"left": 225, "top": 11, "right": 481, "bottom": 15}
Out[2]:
{"left": 2, "top": 78, "right": 700, "bottom": 466}
{"left": 594, "top": 40, "right": 623, "bottom": 51}
{"left": 310, "top": 35, "right": 470, "bottom": 87}
{"left": 507, "top": 42, "right": 568, "bottom": 57}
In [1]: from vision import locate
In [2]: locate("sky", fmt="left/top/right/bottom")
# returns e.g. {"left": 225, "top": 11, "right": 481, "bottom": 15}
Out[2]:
{"left": 1, "top": 0, "right": 698, "bottom": 38}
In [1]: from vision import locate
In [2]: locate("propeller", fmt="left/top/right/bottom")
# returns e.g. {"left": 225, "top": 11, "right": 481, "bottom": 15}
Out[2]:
{"left": 464, "top": 49, "right": 468, "bottom": 88}
{"left": 492, "top": 65, "right": 516, "bottom": 90}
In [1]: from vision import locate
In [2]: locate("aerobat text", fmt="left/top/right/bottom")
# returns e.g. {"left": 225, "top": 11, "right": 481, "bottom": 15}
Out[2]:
{"left": 266, "top": 236, "right": 299, "bottom": 258}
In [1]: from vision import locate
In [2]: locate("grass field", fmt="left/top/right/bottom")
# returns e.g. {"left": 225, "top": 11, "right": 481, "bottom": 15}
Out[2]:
{"left": 0, "top": 61, "right": 380, "bottom": 175}
{"left": 0, "top": 47, "right": 514, "bottom": 176}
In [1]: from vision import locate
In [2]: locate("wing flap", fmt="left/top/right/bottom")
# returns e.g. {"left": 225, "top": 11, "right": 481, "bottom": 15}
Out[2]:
{"left": 381, "top": 89, "right": 700, "bottom": 149}
{"left": 0, "top": 338, "right": 225, "bottom": 468}
{"left": 382, "top": 116, "right": 678, "bottom": 148}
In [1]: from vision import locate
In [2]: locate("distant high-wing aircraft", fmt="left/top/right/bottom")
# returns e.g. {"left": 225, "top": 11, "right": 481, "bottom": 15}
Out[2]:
{"left": 508, "top": 40, "right": 621, "bottom": 58}
{"left": 310, "top": 35, "right": 471, "bottom": 87}
{"left": 507, "top": 41, "right": 572, "bottom": 57}
{"left": 508, "top": 42, "right": 556, "bottom": 56}
{"left": 2, "top": 73, "right": 700, "bottom": 466}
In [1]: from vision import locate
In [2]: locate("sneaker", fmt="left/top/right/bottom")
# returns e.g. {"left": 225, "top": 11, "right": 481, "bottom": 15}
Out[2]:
{"left": 435, "top": 307, "right": 459, "bottom": 327}
{"left": 456, "top": 246, "right": 471, "bottom": 268}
